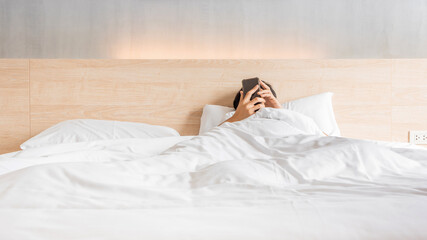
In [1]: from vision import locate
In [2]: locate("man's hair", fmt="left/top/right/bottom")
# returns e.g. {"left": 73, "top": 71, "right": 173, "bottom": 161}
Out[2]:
{"left": 233, "top": 81, "right": 277, "bottom": 109}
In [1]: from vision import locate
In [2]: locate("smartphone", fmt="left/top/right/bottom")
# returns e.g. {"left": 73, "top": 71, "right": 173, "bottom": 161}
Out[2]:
{"left": 242, "top": 77, "right": 260, "bottom": 100}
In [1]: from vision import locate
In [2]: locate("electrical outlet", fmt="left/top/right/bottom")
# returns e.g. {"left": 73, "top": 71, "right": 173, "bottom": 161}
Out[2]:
{"left": 409, "top": 131, "right": 427, "bottom": 144}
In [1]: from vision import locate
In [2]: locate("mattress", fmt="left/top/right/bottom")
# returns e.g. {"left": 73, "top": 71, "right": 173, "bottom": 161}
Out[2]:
{"left": 0, "top": 108, "right": 426, "bottom": 239}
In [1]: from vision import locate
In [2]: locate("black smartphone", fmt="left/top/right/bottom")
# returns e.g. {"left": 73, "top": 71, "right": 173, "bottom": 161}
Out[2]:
{"left": 242, "top": 77, "right": 260, "bottom": 100}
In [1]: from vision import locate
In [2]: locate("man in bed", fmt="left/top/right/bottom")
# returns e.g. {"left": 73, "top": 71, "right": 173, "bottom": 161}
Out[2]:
{"left": 223, "top": 80, "right": 282, "bottom": 124}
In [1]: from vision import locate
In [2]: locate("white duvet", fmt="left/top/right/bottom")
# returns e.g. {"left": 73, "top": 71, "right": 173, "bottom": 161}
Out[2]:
{"left": 0, "top": 108, "right": 426, "bottom": 240}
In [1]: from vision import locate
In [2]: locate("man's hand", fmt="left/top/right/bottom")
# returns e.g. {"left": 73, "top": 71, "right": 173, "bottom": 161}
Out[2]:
{"left": 226, "top": 85, "right": 265, "bottom": 123}
{"left": 258, "top": 80, "right": 282, "bottom": 109}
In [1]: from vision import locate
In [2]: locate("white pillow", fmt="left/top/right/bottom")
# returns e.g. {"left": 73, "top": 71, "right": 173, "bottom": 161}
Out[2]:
{"left": 199, "top": 105, "right": 234, "bottom": 134}
{"left": 21, "top": 119, "right": 180, "bottom": 149}
{"left": 282, "top": 92, "right": 340, "bottom": 136}
{"left": 199, "top": 92, "right": 340, "bottom": 136}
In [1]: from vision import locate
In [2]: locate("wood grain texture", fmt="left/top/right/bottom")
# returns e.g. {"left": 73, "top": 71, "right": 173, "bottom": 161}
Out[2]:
{"left": 30, "top": 59, "right": 396, "bottom": 141}
{"left": 30, "top": 59, "right": 244, "bottom": 136}
{"left": 1, "top": 59, "right": 427, "bottom": 153}
{"left": 322, "top": 60, "right": 393, "bottom": 140}
{"left": 0, "top": 59, "right": 29, "bottom": 154}
{"left": 392, "top": 59, "right": 427, "bottom": 142}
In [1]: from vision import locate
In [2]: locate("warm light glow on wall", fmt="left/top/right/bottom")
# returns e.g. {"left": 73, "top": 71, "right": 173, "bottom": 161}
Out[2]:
{"left": 2, "top": 1, "right": 427, "bottom": 58}
{"left": 113, "top": 38, "right": 327, "bottom": 59}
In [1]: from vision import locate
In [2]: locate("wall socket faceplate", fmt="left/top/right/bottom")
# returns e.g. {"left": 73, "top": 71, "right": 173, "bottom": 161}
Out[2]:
{"left": 409, "top": 131, "right": 427, "bottom": 144}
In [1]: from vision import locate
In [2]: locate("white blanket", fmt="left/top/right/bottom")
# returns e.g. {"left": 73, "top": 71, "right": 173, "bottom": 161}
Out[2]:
{"left": 1, "top": 108, "right": 426, "bottom": 239}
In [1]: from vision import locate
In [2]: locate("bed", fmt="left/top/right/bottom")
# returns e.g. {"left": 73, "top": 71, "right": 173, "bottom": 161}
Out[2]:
{"left": 0, "top": 59, "right": 426, "bottom": 239}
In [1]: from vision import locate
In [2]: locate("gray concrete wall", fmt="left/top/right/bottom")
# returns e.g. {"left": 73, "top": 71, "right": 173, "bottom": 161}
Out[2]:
{"left": 0, "top": 0, "right": 426, "bottom": 58}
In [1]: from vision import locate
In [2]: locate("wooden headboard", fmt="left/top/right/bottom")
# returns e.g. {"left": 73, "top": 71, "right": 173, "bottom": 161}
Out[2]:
{"left": 1, "top": 59, "right": 426, "bottom": 154}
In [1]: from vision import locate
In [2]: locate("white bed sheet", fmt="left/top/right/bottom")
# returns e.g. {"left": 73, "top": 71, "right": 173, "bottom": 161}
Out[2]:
{"left": 0, "top": 108, "right": 426, "bottom": 240}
